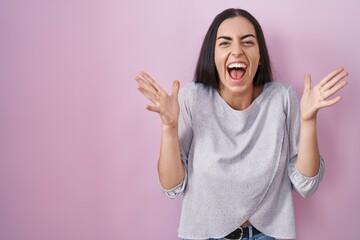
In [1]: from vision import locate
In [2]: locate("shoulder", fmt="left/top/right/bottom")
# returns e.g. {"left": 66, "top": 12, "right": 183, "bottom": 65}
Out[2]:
{"left": 260, "top": 82, "right": 299, "bottom": 115}
{"left": 179, "top": 82, "right": 212, "bottom": 101}
{"left": 179, "top": 82, "right": 196, "bottom": 96}
{"left": 179, "top": 82, "right": 210, "bottom": 94}
{"left": 267, "top": 81, "right": 295, "bottom": 93}
{"left": 265, "top": 81, "right": 298, "bottom": 100}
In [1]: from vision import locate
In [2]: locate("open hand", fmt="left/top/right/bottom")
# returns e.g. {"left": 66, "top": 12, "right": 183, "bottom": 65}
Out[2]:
{"left": 135, "top": 72, "right": 180, "bottom": 128}
{"left": 300, "top": 68, "right": 348, "bottom": 121}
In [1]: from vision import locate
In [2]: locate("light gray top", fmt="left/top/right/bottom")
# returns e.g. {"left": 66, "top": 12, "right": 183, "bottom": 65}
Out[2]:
{"left": 161, "top": 82, "right": 325, "bottom": 240}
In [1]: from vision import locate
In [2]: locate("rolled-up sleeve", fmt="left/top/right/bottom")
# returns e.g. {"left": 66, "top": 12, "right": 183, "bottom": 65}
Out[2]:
{"left": 288, "top": 155, "right": 325, "bottom": 198}
{"left": 160, "top": 171, "right": 187, "bottom": 199}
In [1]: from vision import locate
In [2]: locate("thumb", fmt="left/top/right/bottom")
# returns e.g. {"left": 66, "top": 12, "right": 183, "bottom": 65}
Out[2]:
{"left": 303, "top": 74, "right": 312, "bottom": 92}
{"left": 171, "top": 80, "right": 180, "bottom": 97}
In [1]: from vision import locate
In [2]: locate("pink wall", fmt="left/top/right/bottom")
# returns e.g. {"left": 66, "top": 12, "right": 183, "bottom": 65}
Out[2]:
{"left": 1, "top": 1, "right": 359, "bottom": 239}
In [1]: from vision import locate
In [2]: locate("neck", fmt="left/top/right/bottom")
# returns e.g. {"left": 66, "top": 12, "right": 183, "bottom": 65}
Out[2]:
{"left": 219, "top": 85, "right": 263, "bottom": 111}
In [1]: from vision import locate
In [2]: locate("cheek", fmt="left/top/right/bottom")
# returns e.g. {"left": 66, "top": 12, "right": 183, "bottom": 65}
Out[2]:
{"left": 255, "top": 49, "right": 261, "bottom": 63}
{"left": 250, "top": 51, "right": 260, "bottom": 69}
{"left": 252, "top": 57, "right": 260, "bottom": 68}
{"left": 214, "top": 55, "right": 222, "bottom": 73}
{"left": 214, "top": 50, "right": 227, "bottom": 70}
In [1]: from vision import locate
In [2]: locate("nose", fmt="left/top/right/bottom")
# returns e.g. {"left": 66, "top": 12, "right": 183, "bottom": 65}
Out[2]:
{"left": 231, "top": 43, "right": 244, "bottom": 56}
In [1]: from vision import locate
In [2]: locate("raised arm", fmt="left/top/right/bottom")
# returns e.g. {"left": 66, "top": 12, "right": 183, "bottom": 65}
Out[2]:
{"left": 297, "top": 68, "right": 348, "bottom": 177}
{"left": 135, "top": 72, "right": 185, "bottom": 190}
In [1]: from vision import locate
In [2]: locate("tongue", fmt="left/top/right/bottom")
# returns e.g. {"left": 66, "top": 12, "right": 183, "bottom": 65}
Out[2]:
{"left": 229, "top": 69, "right": 245, "bottom": 80}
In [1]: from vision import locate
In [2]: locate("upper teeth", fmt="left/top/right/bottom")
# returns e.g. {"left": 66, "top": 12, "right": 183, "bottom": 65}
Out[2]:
{"left": 228, "top": 63, "right": 247, "bottom": 69}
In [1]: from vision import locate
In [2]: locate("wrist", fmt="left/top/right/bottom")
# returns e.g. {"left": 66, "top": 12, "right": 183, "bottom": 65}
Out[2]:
{"left": 301, "top": 117, "right": 316, "bottom": 123}
{"left": 300, "top": 113, "right": 317, "bottom": 123}
{"left": 162, "top": 123, "right": 178, "bottom": 131}
{"left": 300, "top": 118, "right": 317, "bottom": 129}
{"left": 300, "top": 117, "right": 317, "bottom": 133}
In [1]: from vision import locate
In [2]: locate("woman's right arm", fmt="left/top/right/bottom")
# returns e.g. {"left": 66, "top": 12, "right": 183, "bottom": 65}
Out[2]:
{"left": 158, "top": 125, "right": 185, "bottom": 190}
{"left": 135, "top": 72, "right": 185, "bottom": 190}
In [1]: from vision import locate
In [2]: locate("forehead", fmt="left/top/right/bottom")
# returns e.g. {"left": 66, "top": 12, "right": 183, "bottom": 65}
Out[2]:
{"left": 217, "top": 16, "right": 256, "bottom": 37}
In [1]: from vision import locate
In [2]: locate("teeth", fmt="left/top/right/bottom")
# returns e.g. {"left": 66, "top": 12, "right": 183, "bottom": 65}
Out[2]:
{"left": 228, "top": 62, "right": 247, "bottom": 69}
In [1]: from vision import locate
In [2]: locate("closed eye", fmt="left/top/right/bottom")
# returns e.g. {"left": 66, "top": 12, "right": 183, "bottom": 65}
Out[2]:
{"left": 219, "top": 42, "right": 230, "bottom": 46}
{"left": 243, "top": 41, "right": 254, "bottom": 46}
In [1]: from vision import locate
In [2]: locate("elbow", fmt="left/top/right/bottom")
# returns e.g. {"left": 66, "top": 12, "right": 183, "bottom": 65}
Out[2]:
{"left": 293, "top": 183, "right": 318, "bottom": 198}
{"left": 290, "top": 172, "right": 323, "bottom": 198}
{"left": 289, "top": 156, "right": 325, "bottom": 198}
{"left": 159, "top": 174, "right": 187, "bottom": 199}
{"left": 161, "top": 181, "right": 185, "bottom": 199}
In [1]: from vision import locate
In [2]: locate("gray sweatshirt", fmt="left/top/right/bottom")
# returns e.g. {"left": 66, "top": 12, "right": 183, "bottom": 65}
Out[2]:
{"left": 161, "top": 82, "right": 325, "bottom": 240}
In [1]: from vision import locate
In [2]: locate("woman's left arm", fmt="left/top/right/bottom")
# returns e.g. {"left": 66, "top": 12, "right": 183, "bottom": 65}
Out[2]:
{"left": 296, "top": 68, "right": 348, "bottom": 177}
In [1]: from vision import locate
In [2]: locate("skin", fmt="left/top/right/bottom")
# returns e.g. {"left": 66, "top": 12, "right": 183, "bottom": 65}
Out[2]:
{"left": 214, "top": 16, "right": 262, "bottom": 110}
{"left": 135, "top": 15, "right": 348, "bottom": 231}
{"left": 135, "top": 72, "right": 183, "bottom": 190}
{"left": 298, "top": 68, "right": 348, "bottom": 176}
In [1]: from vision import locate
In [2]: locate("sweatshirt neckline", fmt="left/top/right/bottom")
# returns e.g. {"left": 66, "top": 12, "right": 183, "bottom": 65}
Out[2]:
{"left": 214, "top": 82, "right": 270, "bottom": 113}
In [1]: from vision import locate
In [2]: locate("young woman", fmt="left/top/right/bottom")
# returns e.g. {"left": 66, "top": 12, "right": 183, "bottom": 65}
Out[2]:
{"left": 135, "top": 8, "right": 348, "bottom": 240}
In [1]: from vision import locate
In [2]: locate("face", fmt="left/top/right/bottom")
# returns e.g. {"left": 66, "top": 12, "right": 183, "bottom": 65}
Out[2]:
{"left": 214, "top": 16, "right": 260, "bottom": 100}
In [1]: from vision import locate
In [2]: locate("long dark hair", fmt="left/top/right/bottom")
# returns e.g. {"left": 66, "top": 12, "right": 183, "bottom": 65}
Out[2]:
{"left": 194, "top": 8, "right": 273, "bottom": 89}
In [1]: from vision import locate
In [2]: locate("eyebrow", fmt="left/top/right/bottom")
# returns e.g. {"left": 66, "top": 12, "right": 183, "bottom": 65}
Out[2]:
{"left": 216, "top": 34, "right": 256, "bottom": 41}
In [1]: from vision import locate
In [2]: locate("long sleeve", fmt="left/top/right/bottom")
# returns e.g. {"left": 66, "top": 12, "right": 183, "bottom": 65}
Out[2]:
{"left": 285, "top": 86, "right": 325, "bottom": 198}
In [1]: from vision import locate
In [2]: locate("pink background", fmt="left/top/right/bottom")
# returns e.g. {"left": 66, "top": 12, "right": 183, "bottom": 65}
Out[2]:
{"left": 1, "top": 1, "right": 359, "bottom": 239}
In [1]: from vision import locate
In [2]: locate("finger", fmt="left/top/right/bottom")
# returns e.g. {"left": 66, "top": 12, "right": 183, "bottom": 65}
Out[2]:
{"left": 303, "top": 74, "right": 311, "bottom": 92}
{"left": 140, "top": 71, "right": 163, "bottom": 92}
{"left": 322, "top": 80, "right": 348, "bottom": 99}
{"left": 321, "top": 96, "right": 342, "bottom": 108}
{"left": 319, "top": 68, "right": 344, "bottom": 87}
{"left": 135, "top": 76, "right": 151, "bottom": 89}
{"left": 322, "top": 71, "right": 348, "bottom": 91}
{"left": 171, "top": 80, "right": 180, "bottom": 97}
{"left": 137, "top": 85, "right": 158, "bottom": 104}
{"left": 135, "top": 76, "right": 158, "bottom": 94}
{"left": 145, "top": 105, "right": 160, "bottom": 113}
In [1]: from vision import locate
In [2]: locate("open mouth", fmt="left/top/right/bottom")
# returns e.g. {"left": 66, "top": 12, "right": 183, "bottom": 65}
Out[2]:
{"left": 227, "top": 62, "right": 247, "bottom": 81}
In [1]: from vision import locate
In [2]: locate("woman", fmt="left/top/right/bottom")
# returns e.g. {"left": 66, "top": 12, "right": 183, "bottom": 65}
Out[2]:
{"left": 135, "top": 8, "right": 348, "bottom": 240}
